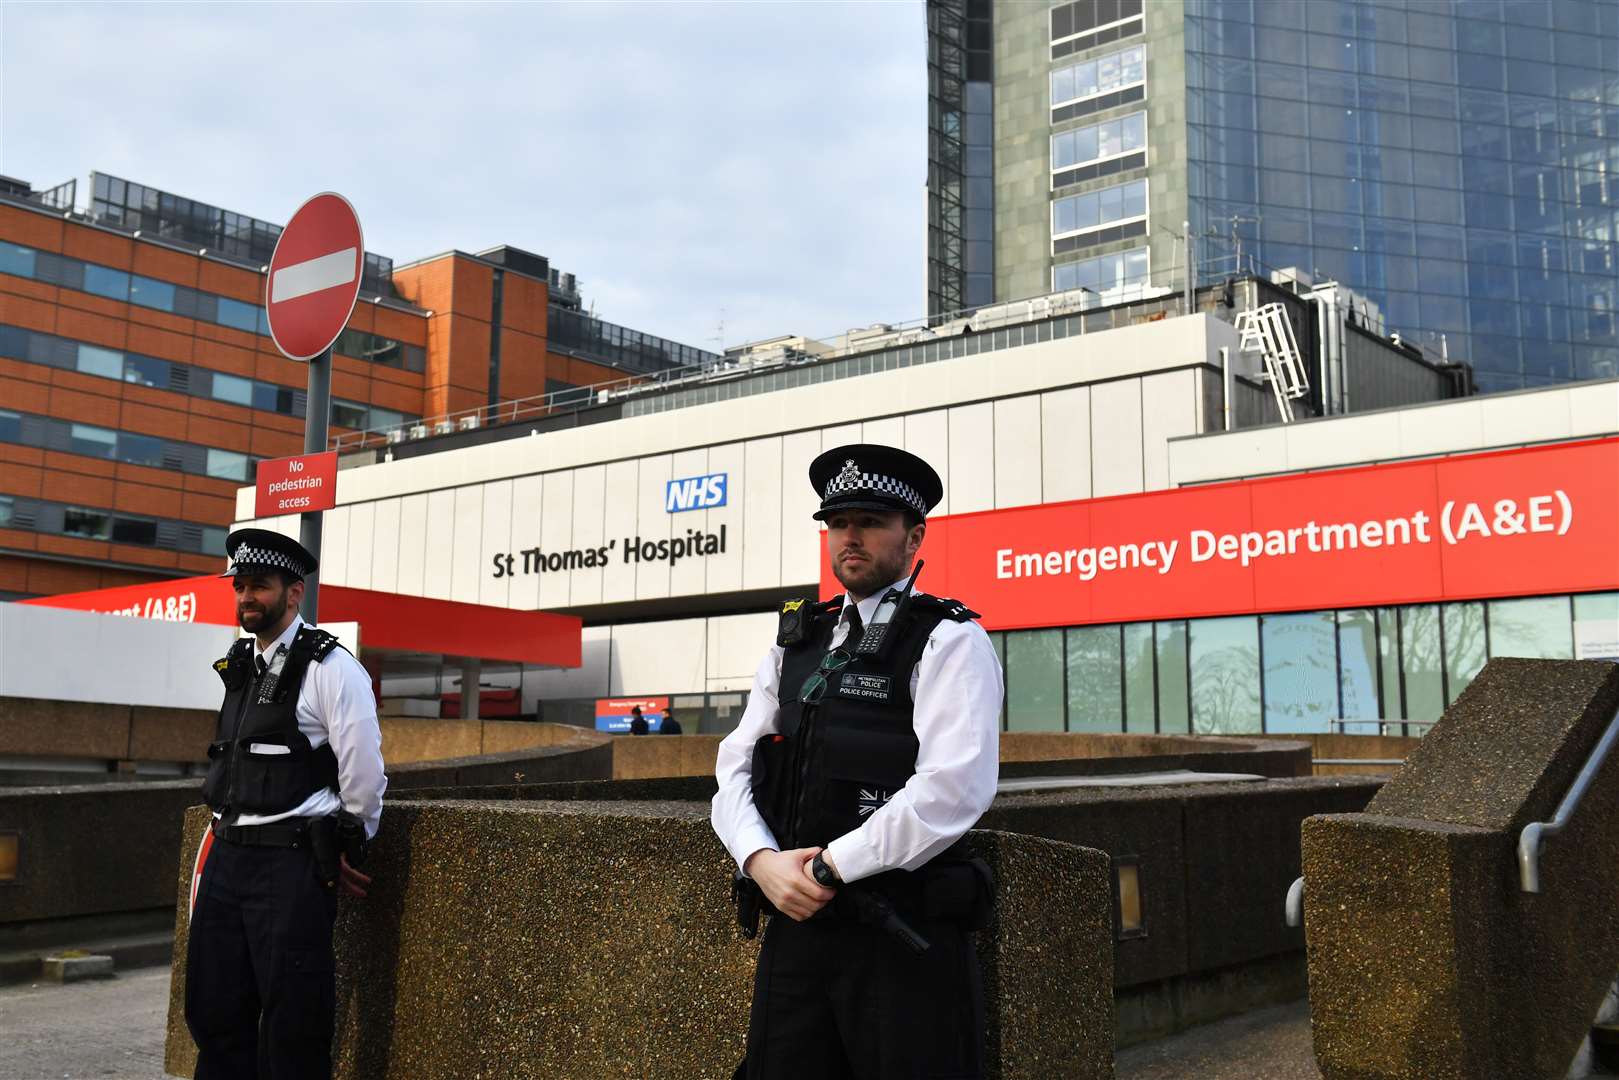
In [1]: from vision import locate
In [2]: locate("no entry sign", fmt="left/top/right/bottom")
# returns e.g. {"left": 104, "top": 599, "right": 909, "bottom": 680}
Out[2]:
{"left": 265, "top": 192, "right": 364, "bottom": 361}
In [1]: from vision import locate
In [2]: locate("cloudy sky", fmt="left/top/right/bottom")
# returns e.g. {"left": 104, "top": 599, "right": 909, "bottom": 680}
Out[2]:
{"left": 0, "top": 2, "right": 926, "bottom": 351}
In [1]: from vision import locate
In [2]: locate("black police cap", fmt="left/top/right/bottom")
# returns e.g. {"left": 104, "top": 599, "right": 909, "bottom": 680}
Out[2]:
{"left": 220, "top": 528, "right": 318, "bottom": 580}
{"left": 808, "top": 444, "right": 944, "bottom": 522}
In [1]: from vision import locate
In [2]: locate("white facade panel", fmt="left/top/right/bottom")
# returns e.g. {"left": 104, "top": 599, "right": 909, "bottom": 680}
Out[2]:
{"left": 704, "top": 443, "right": 746, "bottom": 596}
{"left": 395, "top": 494, "right": 429, "bottom": 597}
{"left": 320, "top": 506, "right": 351, "bottom": 587}
{"left": 1090, "top": 380, "right": 1145, "bottom": 496}
{"left": 422, "top": 489, "right": 457, "bottom": 600}
{"left": 993, "top": 395, "right": 1043, "bottom": 508}
{"left": 600, "top": 461, "right": 639, "bottom": 605}
{"left": 507, "top": 475, "right": 544, "bottom": 610}
{"left": 477, "top": 480, "right": 513, "bottom": 609}
{"left": 947, "top": 402, "right": 995, "bottom": 513}
{"left": 569, "top": 464, "right": 608, "bottom": 608}
{"left": 369, "top": 499, "right": 401, "bottom": 595}
{"left": 780, "top": 431, "right": 823, "bottom": 587}
{"left": 861, "top": 416, "right": 905, "bottom": 447}
{"left": 667, "top": 447, "right": 711, "bottom": 601}
{"left": 821, "top": 422, "right": 863, "bottom": 455}
{"left": 449, "top": 486, "right": 485, "bottom": 604}
{"left": 634, "top": 454, "right": 674, "bottom": 600}
{"left": 904, "top": 410, "right": 951, "bottom": 516}
{"left": 1167, "top": 427, "right": 1279, "bottom": 485}
{"left": 707, "top": 611, "right": 777, "bottom": 684}
{"left": 1394, "top": 400, "right": 1486, "bottom": 459}
{"left": 1040, "top": 386, "right": 1092, "bottom": 502}
{"left": 608, "top": 618, "right": 707, "bottom": 695}
{"left": 538, "top": 470, "right": 575, "bottom": 610}
{"left": 345, "top": 502, "right": 376, "bottom": 591}
{"left": 742, "top": 438, "right": 784, "bottom": 591}
{"left": 1140, "top": 370, "right": 1200, "bottom": 492}
{"left": 1568, "top": 381, "right": 1619, "bottom": 438}
{"left": 1284, "top": 411, "right": 1401, "bottom": 471}
{"left": 1477, "top": 389, "right": 1572, "bottom": 447}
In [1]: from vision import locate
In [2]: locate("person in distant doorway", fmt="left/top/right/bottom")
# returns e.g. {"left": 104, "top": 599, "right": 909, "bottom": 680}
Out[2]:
{"left": 659, "top": 710, "right": 684, "bottom": 735}
{"left": 629, "top": 705, "right": 650, "bottom": 735}
{"left": 185, "top": 528, "right": 386, "bottom": 1080}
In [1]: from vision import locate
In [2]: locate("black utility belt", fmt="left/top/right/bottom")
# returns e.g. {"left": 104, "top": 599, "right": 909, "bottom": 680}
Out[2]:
{"left": 213, "top": 817, "right": 320, "bottom": 848}
{"left": 824, "top": 859, "right": 992, "bottom": 928}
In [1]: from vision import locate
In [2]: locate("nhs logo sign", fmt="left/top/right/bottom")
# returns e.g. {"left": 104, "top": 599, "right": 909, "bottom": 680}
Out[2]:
{"left": 665, "top": 472, "right": 728, "bottom": 513}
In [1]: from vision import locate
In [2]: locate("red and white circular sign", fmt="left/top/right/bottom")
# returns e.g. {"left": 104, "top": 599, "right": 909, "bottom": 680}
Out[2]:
{"left": 264, "top": 192, "right": 364, "bottom": 362}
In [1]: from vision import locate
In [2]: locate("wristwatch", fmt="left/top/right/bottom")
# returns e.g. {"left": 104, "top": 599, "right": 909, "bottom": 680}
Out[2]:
{"left": 811, "top": 853, "right": 841, "bottom": 888}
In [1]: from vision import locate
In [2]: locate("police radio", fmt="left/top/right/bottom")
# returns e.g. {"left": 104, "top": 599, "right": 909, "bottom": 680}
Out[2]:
{"left": 852, "top": 560, "right": 924, "bottom": 660}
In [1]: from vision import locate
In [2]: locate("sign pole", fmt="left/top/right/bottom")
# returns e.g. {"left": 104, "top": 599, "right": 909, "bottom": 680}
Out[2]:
{"left": 299, "top": 346, "right": 332, "bottom": 622}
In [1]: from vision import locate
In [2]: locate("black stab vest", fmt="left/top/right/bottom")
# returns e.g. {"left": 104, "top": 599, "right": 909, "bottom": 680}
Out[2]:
{"left": 202, "top": 626, "right": 342, "bottom": 819}
{"left": 751, "top": 593, "right": 979, "bottom": 855}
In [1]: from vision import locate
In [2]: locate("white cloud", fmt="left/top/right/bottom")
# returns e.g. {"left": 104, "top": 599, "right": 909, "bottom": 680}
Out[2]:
{"left": 0, "top": 1, "right": 926, "bottom": 351}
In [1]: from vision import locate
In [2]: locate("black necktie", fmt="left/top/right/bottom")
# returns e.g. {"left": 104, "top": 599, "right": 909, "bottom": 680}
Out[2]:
{"left": 255, "top": 655, "right": 268, "bottom": 678}
{"left": 844, "top": 604, "right": 864, "bottom": 648}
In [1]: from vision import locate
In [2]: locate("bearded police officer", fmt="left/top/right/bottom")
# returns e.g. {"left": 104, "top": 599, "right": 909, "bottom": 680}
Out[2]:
{"left": 185, "top": 528, "right": 387, "bottom": 1080}
{"left": 712, "top": 445, "right": 1004, "bottom": 1080}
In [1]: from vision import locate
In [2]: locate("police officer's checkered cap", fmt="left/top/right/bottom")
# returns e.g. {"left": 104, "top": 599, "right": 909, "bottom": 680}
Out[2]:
{"left": 221, "top": 528, "right": 317, "bottom": 579}
{"left": 823, "top": 463, "right": 929, "bottom": 517}
{"left": 808, "top": 444, "right": 944, "bottom": 521}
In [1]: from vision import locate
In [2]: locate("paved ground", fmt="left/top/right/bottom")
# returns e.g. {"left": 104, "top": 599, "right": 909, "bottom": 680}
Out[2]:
{"left": 0, "top": 966, "right": 170, "bottom": 1080}
{"left": 1116, "top": 1000, "right": 1322, "bottom": 1080}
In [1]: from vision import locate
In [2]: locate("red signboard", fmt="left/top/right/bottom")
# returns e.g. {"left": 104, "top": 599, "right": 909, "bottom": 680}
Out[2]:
{"left": 265, "top": 192, "right": 364, "bottom": 361}
{"left": 821, "top": 437, "right": 1619, "bottom": 631}
{"left": 595, "top": 696, "right": 669, "bottom": 734}
{"left": 255, "top": 451, "right": 338, "bottom": 518}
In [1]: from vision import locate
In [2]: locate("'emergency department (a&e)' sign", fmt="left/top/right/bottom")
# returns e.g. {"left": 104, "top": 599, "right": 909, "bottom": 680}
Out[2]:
{"left": 256, "top": 451, "right": 338, "bottom": 518}
{"left": 821, "top": 437, "right": 1619, "bottom": 631}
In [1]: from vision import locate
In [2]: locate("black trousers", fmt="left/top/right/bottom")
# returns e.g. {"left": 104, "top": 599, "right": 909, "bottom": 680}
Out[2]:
{"left": 744, "top": 911, "right": 985, "bottom": 1080}
{"left": 184, "top": 835, "right": 338, "bottom": 1080}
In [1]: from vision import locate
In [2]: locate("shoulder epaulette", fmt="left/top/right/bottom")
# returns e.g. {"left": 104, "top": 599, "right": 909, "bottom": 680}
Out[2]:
{"left": 910, "top": 593, "right": 980, "bottom": 622}
{"left": 777, "top": 596, "right": 841, "bottom": 647}
{"left": 295, "top": 625, "right": 343, "bottom": 661}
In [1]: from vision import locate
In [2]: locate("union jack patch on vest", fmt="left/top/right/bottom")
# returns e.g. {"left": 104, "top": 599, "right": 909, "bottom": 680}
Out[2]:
{"left": 857, "top": 788, "right": 893, "bottom": 816}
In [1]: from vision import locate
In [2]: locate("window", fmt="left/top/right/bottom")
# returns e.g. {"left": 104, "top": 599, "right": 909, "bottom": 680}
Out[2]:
{"left": 62, "top": 507, "right": 111, "bottom": 540}
{"left": 129, "top": 275, "right": 176, "bottom": 312}
{"left": 69, "top": 423, "right": 118, "bottom": 460}
{"left": 1189, "top": 616, "right": 1260, "bottom": 734}
{"left": 1154, "top": 621, "right": 1190, "bottom": 733}
{"left": 1262, "top": 611, "right": 1337, "bottom": 733}
{"left": 111, "top": 516, "right": 158, "bottom": 546}
{"left": 0, "top": 241, "right": 36, "bottom": 278}
{"left": 1053, "top": 247, "right": 1151, "bottom": 295}
{"left": 118, "top": 432, "right": 165, "bottom": 468}
{"left": 211, "top": 372, "right": 254, "bottom": 406}
{"left": 1573, "top": 593, "right": 1619, "bottom": 660}
{"left": 1006, "top": 629, "right": 1065, "bottom": 731}
{"left": 206, "top": 448, "right": 250, "bottom": 481}
{"left": 332, "top": 401, "right": 369, "bottom": 429}
{"left": 1066, "top": 626, "right": 1122, "bottom": 732}
{"left": 1052, "top": 179, "right": 1148, "bottom": 242}
{"left": 0, "top": 409, "right": 19, "bottom": 443}
{"left": 76, "top": 344, "right": 124, "bottom": 380}
{"left": 1052, "top": 45, "right": 1146, "bottom": 107}
{"left": 1399, "top": 606, "right": 1445, "bottom": 722}
{"left": 123, "top": 354, "right": 169, "bottom": 388}
{"left": 202, "top": 527, "right": 227, "bottom": 557}
{"left": 1489, "top": 596, "right": 1573, "bottom": 659}
{"left": 82, "top": 265, "right": 130, "bottom": 301}
{"left": 0, "top": 495, "right": 11, "bottom": 528}
{"left": 1442, "top": 602, "right": 1486, "bottom": 705}
{"left": 216, "top": 297, "right": 260, "bottom": 334}
{"left": 1052, "top": 112, "right": 1147, "bottom": 172}
{"left": 1337, "top": 610, "right": 1380, "bottom": 733}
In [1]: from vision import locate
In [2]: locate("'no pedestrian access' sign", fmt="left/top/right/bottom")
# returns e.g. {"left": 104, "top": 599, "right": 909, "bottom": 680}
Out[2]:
{"left": 255, "top": 451, "right": 339, "bottom": 518}
{"left": 264, "top": 192, "right": 364, "bottom": 362}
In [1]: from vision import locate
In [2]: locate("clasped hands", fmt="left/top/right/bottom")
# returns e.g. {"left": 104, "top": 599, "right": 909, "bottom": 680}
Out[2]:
{"left": 743, "top": 847, "right": 837, "bottom": 921}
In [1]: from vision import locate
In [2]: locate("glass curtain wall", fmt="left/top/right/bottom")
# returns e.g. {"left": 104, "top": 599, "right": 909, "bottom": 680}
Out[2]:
{"left": 994, "top": 591, "right": 1615, "bottom": 735}
{"left": 1183, "top": 0, "right": 1619, "bottom": 391}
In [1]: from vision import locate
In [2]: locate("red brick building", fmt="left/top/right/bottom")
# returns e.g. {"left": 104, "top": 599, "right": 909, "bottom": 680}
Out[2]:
{"left": 0, "top": 172, "right": 712, "bottom": 598}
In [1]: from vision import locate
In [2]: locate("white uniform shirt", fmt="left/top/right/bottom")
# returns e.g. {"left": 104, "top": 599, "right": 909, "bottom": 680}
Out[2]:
{"left": 711, "top": 575, "right": 1003, "bottom": 884}
{"left": 223, "top": 615, "right": 388, "bottom": 838}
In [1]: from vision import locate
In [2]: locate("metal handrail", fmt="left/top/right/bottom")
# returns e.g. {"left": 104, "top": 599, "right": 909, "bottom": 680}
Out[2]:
{"left": 1285, "top": 876, "right": 1304, "bottom": 928}
{"left": 1327, "top": 718, "right": 1437, "bottom": 735}
{"left": 1517, "top": 703, "right": 1619, "bottom": 893}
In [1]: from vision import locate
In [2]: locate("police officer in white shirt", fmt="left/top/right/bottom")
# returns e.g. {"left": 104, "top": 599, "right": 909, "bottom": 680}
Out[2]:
{"left": 185, "top": 528, "right": 387, "bottom": 1080}
{"left": 712, "top": 445, "right": 1004, "bottom": 1079}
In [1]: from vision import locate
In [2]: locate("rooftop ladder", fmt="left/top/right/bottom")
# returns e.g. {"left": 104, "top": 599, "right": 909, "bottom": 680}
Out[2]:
{"left": 1234, "top": 303, "right": 1311, "bottom": 423}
